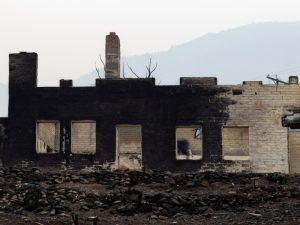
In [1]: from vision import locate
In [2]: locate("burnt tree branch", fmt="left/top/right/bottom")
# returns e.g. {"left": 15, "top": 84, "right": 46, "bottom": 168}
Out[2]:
{"left": 126, "top": 63, "right": 140, "bottom": 78}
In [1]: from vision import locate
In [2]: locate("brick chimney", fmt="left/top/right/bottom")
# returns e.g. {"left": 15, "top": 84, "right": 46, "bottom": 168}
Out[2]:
{"left": 105, "top": 32, "right": 120, "bottom": 79}
{"left": 9, "top": 52, "right": 37, "bottom": 90}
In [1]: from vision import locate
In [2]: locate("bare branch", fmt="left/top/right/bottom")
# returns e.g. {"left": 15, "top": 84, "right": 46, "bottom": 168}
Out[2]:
{"left": 99, "top": 54, "right": 106, "bottom": 72}
{"left": 125, "top": 58, "right": 157, "bottom": 79}
{"left": 95, "top": 62, "right": 101, "bottom": 79}
{"left": 150, "top": 63, "right": 158, "bottom": 74}
{"left": 122, "top": 62, "right": 126, "bottom": 78}
{"left": 146, "top": 58, "right": 157, "bottom": 78}
{"left": 146, "top": 58, "right": 152, "bottom": 72}
{"left": 126, "top": 63, "right": 140, "bottom": 78}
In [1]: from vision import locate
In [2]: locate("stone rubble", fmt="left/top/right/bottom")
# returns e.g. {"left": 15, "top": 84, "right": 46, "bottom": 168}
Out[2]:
{"left": 0, "top": 167, "right": 298, "bottom": 224}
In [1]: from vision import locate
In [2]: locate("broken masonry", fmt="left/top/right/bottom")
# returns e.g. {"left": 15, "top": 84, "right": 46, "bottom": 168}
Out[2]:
{"left": 1, "top": 32, "right": 300, "bottom": 173}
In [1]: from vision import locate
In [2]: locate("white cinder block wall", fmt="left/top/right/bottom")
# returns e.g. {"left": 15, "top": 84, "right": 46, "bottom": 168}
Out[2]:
{"left": 221, "top": 81, "right": 300, "bottom": 173}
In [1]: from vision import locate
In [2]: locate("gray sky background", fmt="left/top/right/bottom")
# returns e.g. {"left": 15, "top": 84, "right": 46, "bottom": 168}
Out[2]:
{"left": 1, "top": 0, "right": 300, "bottom": 86}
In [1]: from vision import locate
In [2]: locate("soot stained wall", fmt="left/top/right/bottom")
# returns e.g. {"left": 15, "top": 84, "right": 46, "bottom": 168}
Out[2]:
{"left": 7, "top": 52, "right": 300, "bottom": 173}
{"left": 0, "top": 118, "right": 8, "bottom": 163}
{"left": 8, "top": 70, "right": 232, "bottom": 171}
{"left": 6, "top": 52, "right": 237, "bottom": 171}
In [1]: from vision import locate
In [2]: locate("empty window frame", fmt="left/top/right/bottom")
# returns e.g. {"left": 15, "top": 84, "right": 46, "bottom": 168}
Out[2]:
{"left": 71, "top": 121, "right": 96, "bottom": 154}
{"left": 222, "top": 127, "right": 249, "bottom": 160}
{"left": 176, "top": 126, "right": 203, "bottom": 160}
{"left": 36, "top": 121, "right": 60, "bottom": 154}
{"left": 116, "top": 125, "right": 142, "bottom": 170}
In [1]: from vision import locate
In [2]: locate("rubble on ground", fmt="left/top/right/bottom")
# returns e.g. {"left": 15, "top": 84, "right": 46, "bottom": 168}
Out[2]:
{"left": 0, "top": 167, "right": 298, "bottom": 224}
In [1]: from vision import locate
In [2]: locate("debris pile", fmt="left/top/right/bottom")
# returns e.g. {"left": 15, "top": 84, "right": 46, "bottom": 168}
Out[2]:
{"left": 0, "top": 167, "right": 299, "bottom": 224}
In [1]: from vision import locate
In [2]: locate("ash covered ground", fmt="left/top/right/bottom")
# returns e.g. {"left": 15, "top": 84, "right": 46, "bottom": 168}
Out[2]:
{"left": 0, "top": 167, "right": 298, "bottom": 225}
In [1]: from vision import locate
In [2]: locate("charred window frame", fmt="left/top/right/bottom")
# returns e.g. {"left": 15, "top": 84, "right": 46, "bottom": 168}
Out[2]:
{"left": 222, "top": 126, "right": 250, "bottom": 160}
{"left": 176, "top": 126, "right": 203, "bottom": 160}
{"left": 36, "top": 121, "right": 60, "bottom": 154}
{"left": 71, "top": 121, "right": 96, "bottom": 155}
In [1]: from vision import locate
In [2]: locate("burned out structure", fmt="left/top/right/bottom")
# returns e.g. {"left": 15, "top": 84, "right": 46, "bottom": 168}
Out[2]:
{"left": 1, "top": 32, "right": 300, "bottom": 173}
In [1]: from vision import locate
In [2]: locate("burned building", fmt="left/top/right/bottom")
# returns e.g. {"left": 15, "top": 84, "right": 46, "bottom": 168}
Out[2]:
{"left": 1, "top": 32, "right": 300, "bottom": 173}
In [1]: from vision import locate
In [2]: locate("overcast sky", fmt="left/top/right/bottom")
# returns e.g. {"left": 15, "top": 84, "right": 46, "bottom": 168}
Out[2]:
{"left": 1, "top": 0, "right": 300, "bottom": 85}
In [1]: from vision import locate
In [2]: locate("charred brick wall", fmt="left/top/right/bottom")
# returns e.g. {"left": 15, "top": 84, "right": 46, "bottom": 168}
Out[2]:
{"left": 7, "top": 58, "right": 233, "bottom": 171}
{"left": 8, "top": 52, "right": 38, "bottom": 166}
{"left": 0, "top": 117, "right": 9, "bottom": 164}
{"left": 8, "top": 52, "right": 300, "bottom": 173}
{"left": 0, "top": 118, "right": 9, "bottom": 131}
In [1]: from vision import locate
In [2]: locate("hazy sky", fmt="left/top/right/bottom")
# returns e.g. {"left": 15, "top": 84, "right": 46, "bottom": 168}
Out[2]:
{"left": 1, "top": 0, "right": 300, "bottom": 85}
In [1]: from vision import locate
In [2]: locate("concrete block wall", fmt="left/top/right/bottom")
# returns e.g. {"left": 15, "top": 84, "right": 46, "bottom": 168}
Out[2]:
{"left": 200, "top": 161, "right": 251, "bottom": 173}
{"left": 7, "top": 51, "right": 300, "bottom": 173}
{"left": 180, "top": 77, "right": 217, "bottom": 86}
{"left": 71, "top": 121, "right": 96, "bottom": 154}
{"left": 221, "top": 82, "right": 300, "bottom": 173}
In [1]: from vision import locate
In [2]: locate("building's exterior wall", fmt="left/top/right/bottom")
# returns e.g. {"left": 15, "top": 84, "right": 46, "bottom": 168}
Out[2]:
{"left": 221, "top": 82, "right": 300, "bottom": 173}
{"left": 5, "top": 52, "right": 300, "bottom": 173}
{"left": 6, "top": 75, "right": 232, "bottom": 171}
{"left": 5, "top": 53, "right": 233, "bottom": 171}
{"left": 0, "top": 118, "right": 9, "bottom": 165}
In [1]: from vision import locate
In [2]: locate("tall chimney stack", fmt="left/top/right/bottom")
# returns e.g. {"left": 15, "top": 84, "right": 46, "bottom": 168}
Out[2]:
{"left": 105, "top": 32, "right": 120, "bottom": 79}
